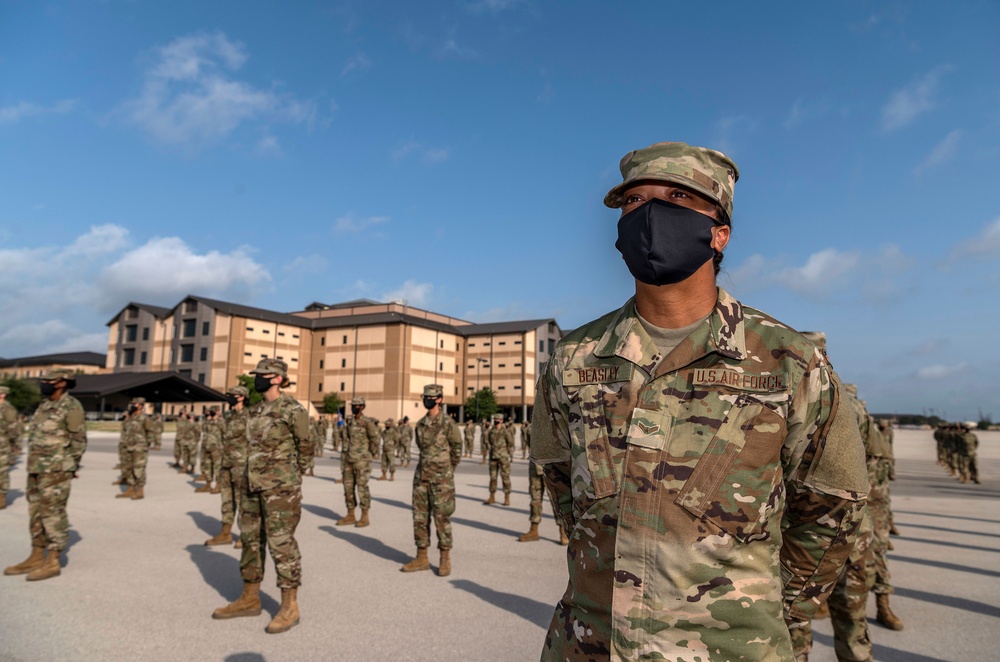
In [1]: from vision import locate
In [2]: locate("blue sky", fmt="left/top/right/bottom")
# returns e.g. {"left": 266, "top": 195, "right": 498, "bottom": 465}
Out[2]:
{"left": 2, "top": 1, "right": 998, "bottom": 420}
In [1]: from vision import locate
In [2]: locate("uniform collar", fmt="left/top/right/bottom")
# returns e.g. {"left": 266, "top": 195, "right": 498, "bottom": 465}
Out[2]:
{"left": 594, "top": 287, "right": 746, "bottom": 375}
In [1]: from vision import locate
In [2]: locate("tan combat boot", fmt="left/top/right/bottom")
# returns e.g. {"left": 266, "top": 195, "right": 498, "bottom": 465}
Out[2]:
{"left": 502, "top": 493, "right": 511, "bottom": 506}
{"left": 234, "top": 536, "right": 243, "bottom": 549}
{"left": 26, "top": 552, "right": 61, "bottom": 581}
{"left": 518, "top": 524, "right": 540, "bottom": 542}
{"left": 265, "top": 588, "right": 300, "bottom": 634}
{"left": 115, "top": 486, "right": 136, "bottom": 499}
{"left": 876, "top": 594, "right": 904, "bottom": 630}
{"left": 438, "top": 549, "right": 451, "bottom": 577}
{"left": 197, "top": 472, "right": 207, "bottom": 482}
{"left": 401, "top": 547, "right": 430, "bottom": 573}
{"left": 131, "top": 486, "right": 144, "bottom": 500}
{"left": 210, "top": 483, "right": 221, "bottom": 494}
{"left": 195, "top": 483, "right": 211, "bottom": 493}
{"left": 111, "top": 476, "right": 125, "bottom": 485}
{"left": 4, "top": 547, "right": 45, "bottom": 575}
{"left": 482, "top": 492, "right": 495, "bottom": 505}
{"left": 378, "top": 471, "right": 386, "bottom": 481}
{"left": 355, "top": 509, "right": 370, "bottom": 527}
{"left": 335, "top": 509, "right": 356, "bottom": 526}
{"left": 212, "top": 582, "right": 262, "bottom": 619}
{"left": 389, "top": 472, "right": 394, "bottom": 482}
{"left": 559, "top": 528, "right": 569, "bottom": 546}
{"left": 206, "top": 523, "right": 233, "bottom": 546}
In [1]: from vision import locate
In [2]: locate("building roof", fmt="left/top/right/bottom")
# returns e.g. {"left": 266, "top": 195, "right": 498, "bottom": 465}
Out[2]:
{"left": 181, "top": 295, "right": 313, "bottom": 329}
{"left": 302, "top": 298, "right": 382, "bottom": 311}
{"left": 69, "top": 371, "right": 227, "bottom": 402}
{"left": 0, "top": 351, "right": 107, "bottom": 368}
{"left": 105, "top": 302, "right": 173, "bottom": 326}
{"left": 458, "top": 319, "right": 555, "bottom": 336}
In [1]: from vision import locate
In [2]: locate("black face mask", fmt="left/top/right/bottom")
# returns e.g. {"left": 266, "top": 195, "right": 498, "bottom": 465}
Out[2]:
{"left": 351, "top": 405, "right": 363, "bottom": 416}
{"left": 226, "top": 395, "right": 240, "bottom": 407}
{"left": 40, "top": 382, "right": 56, "bottom": 396}
{"left": 615, "top": 198, "right": 718, "bottom": 286}
{"left": 423, "top": 396, "right": 439, "bottom": 410}
{"left": 253, "top": 375, "right": 273, "bottom": 393}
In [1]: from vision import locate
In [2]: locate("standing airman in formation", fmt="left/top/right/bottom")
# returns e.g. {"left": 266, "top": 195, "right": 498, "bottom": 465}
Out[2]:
{"left": 379, "top": 418, "right": 399, "bottom": 481}
{"left": 397, "top": 416, "right": 413, "bottom": 467}
{"left": 335, "top": 397, "right": 379, "bottom": 527}
{"left": 196, "top": 408, "right": 223, "bottom": 493}
{"left": 935, "top": 422, "right": 980, "bottom": 484}
{"left": 482, "top": 413, "right": 514, "bottom": 506}
{"left": 401, "top": 384, "right": 462, "bottom": 577}
{"left": 115, "top": 397, "right": 153, "bottom": 500}
{"left": 205, "top": 385, "right": 250, "bottom": 548}
{"left": 0, "top": 386, "right": 17, "bottom": 509}
{"left": 4, "top": 368, "right": 88, "bottom": 581}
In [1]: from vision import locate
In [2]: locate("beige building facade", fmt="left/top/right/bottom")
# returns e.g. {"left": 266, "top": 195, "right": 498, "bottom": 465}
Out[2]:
{"left": 106, "top": 296, "right": 561, "bottom": 422}
{"left": 0, "top": 351, "right": 109, "bottom": 380}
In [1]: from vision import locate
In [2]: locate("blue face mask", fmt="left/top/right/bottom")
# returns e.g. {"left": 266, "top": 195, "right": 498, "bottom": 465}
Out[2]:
{"left": 614, "top": 198, "right": 717, "bottom": 286}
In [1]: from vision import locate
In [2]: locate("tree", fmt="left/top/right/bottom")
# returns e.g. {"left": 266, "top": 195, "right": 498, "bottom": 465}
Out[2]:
{"left": 978, "top": 416, "right": 992, "bottom": 431}
{"left": 237, "top": 374, "right": 264, "bottom": 406}
{"left": 0, "top": 376, "right": 41, "bottom": 413}
{"left": 322, "top": 392, "right": 344, "bottom": 415}
{"left": 464, "top": 387, "right": 498, "bottom": 423}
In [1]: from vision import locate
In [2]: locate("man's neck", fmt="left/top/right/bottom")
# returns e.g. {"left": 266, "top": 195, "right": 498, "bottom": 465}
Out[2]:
{"left": 634, "top": 266, "right": 718, "bottom": 329}
{"left": 263, "top": 389, "right": 281, "bottom": 403}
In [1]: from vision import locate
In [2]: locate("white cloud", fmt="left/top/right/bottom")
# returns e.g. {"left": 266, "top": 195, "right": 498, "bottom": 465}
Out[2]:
{"left": 422, "top": 148, "right": 450, "bottom": 164}
{"left": 0, "top": 99, "right": 76, "bottom": 124}
{"left": 124, "top": 32, "right": 316, "bottom": 147}
{"left": 98, "top": 237, "right": 270, "bottom": 308}
{"left": 914, "top": 130, "right": 962, "bottom": 175}
{"left": 946, "top": 217, "right": 1000, "bottom": 263}
{"left": 341, "top": 53, "right": 373, "bottom": 77}
{"left": 255, "top": 134, "right": 283, "bottom": 157}
{"left": 784, "top": 97, "right": 829, "bottom": 129}
{"left": 881, "top": 65, "right": 951, "bottom": 131}
{"left": 332, "top": 213, "right": 390, "bottom": 234}
{"left": 392, "top": 139, "right": 449, "bottom": 165}
{"left": 916, "top": 362, "right": 967, "bottom": 379}
{"left": 382, "top": 280, "right": 433, "bottom": 306}
{"left": 283, "top": 255, "right": 327, "bottom": 274}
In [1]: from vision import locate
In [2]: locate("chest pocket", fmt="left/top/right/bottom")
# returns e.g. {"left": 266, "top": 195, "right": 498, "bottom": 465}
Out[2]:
{"left": 675, "top": 393, "right": 787, "bottom": 541}
{"left": 568, "top": 384, "right": 623, "bottom": 500}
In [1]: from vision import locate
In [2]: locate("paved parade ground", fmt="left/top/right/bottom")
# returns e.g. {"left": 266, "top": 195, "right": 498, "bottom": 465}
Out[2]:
{"left": 1, "top": 429, "right": 998, "bottom": 661}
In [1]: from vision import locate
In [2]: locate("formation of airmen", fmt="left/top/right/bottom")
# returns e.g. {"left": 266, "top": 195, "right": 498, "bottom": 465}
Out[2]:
{"left": 935, "top": 422, "right": 980, "bottom": 484}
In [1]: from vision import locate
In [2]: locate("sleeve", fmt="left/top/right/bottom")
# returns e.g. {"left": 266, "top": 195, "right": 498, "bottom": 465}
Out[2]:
{"left": 448, "top": 420, "right": 463, "bottom": 467}
{"left": 66, "top": 402, "right": 88, "bottom": 472}
{"left": 531, "top": 358, "right": 575, "bottom": 534}
{"left": 366, "top": 420, "right": 380, "bottom": 456}
{"left": 781, "top": 355, "right": 869, "bottom": 623}
{"left": 292, "top": 407, "right": 313, "bottom": 473}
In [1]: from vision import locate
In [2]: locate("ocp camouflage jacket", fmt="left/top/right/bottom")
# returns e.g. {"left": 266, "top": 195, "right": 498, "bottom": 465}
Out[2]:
{"left": 27, "top": 393, "right": 87, "bottom": 475}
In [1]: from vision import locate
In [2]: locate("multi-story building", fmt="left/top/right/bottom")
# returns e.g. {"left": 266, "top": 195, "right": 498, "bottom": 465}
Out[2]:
{"left": 0, "top": 351, "right": 109, "bottom": 380}
{"left": 106, "top": 296, "right": 561, "bottom": 422}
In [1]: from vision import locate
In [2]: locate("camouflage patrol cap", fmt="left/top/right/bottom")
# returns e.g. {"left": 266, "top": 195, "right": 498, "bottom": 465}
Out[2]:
{"left": 604, "top": 142, "right": 740, "bottom": 222}
{"left": 422, "top": 384, "right": 444, "bottom": 397}
{"left": 492, "top": 413, "right": 504, "bottom": 421}
{"left": 130, "top": 397, "right": 146, "bottom": 405}
{"left": 0, "top": 386, "right": 9, "bottom": 395}
{"left": 42, "top": 368, "right": 77, "bottom": 381}
{"left": 351, "top": 397, "right": 365, "bottom": 406}
{"left": 800, "top": 331, "right": 827, "bottom": 351}
{"left": 226, "top": 385, "right": 249, "bottom": 397}
{"left": 385, "top": 418, "right": 395, "bottom": 425}
{"left": 250, "top": 358, "right": 288, "bottom": 377}
{"left": 844, "top": 383, "right": 859, "bottom": 397}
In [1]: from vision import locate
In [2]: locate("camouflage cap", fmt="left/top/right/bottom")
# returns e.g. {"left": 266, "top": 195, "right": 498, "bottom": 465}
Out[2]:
{"left": 800, "top": 331, "right": 827, "bottom": 351}
{"left": 604, "top": 141, "right": 740, "bottom": 222}
{"left": 250, "top": 358, "right": 288, "bottom": 377}
{"left": 351, "top": 397, "right": 365, "bottom": 406}
{"left": 0, "top": 386, "right": 9, "bottom": 395}
{"left": 226, "top": 385, "right": 250, "bottom": 397}
{"left": 423, "top": 384, "right": 443, "bottom": 397}
{"left": 492, "top": 413, "right": 504, "bottom": 421}
{"left": 385, "top": 418, "right": 395, "bottom": 425}
{"left": 130, "top": 397, "right": 146, "bottom": 405}
{"left": 42, "top": 368, "right": 77, "bottom": 381}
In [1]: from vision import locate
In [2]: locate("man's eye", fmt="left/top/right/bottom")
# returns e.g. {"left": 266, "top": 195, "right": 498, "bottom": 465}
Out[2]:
{"left": 624, "top": 194, "right": 643, "bottom": 204}
{"left": 670, "top": 190, "right": 689, "bottom": 199}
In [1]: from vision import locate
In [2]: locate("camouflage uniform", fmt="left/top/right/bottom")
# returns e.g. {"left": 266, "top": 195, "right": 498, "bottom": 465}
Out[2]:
{"left": 485, "top": 415, "right": 514, "bottom": 501}
{"left": 200, "top": 411, "right": 224, "bottom": 487}
{"left": 180, "top": 416, "right": 200, "bottom": 471}
{"left": 411, "top": 387, "right": 463, "bottom": 550}
{"left": 958, "top": 425, "right": 979, "bottom": 483}
{"left": 25, "top": 371, "right": 88, "bottom": 554}
{"left": 220, "top": 395, "right": 250, "bottom": 529}
{"left": 533, "top": 289, "right": 869, "bottom": 661}
{"left": 0, "top": 388, "right": 17, "bottom": 507}
{"left": 398, "top": 418, "right": 414, "bottom": 466}
{"left": 521, "top": 420, "right": 530, "bottom": 459}
{"left": 119, "top": 398, "right": 153, "bottom": 492}
{"left": 341, "top": 399, "right": 380, "bottom": 512}
{"left": 239, "top": 361, "right": 312, "bottom": 590}
{"left": 462, "top": 422, "right": 474, "bottom": 457}
{"left": 380, "top": 419, "right": 399, "bottom": 479}
{"left": 151, "top": 415, "right": 164, "bottom": 450}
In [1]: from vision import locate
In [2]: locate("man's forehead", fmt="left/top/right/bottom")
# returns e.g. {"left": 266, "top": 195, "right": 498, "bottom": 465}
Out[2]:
{"left": 625, "top": 179, "right": 714, "bottom": 201}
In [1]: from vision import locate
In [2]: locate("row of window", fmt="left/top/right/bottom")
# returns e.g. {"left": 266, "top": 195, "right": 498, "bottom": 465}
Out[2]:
{"left": 246, "top": 326, "right": 300, "bottom": 339}
{"left": 467, "top": 385, "right": 520, "bottom": 391}
{"left": 468, "top": 340, "right": 522, "bottom": 347}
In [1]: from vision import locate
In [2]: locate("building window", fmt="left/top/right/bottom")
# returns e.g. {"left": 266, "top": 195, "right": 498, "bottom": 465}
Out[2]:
{"left": 514, "top": 340, "right": 522, "bottom": 345}
{"left": 455, "top": 366, "right": 459, "bottom": 373}
{"left": 123, "top": 348, "right": 135, "bottom": 366}
{"left": 455, "top": 387, "right": 459, "bottom": 395}
{"left": 343, "top": 335, "right": 348, "bottom": 344}
{"left": 125, "top": 325, "right": 137, "bottom": 342}
{"left": 469, "top": 364, "right": 475, "bottom": 370}
{"left": 244, "top": 352, "right": 252, "bottom": 357}
{"left": 263, "top": 329, "right": 270, "bottom": 334}
{"left": 180, "top": 369, "right": 192, "bottom": 378}
{"left": 173, "top": 325, "right": 178, "bottom": 339}
{"left": 183, "top": 319, "right": 196, "bottom": 337}
{"left": 277, "top": 356, "right": 283, "bottom": 360}
{"left": 278, "top": 331, "right": 285, "bottom": 337}
{"left": 198, "top": 373, "right": 205, "bottom": 384}
{"left": 170, "top": 349, "right": 175, "bottom": 363}
{"left": 439, "top": 362, "right": 444, "bottom": 371}
{"left": 142, "top": 327, "right": 149, "bottom": 341}
{"left": 247, "top": 326, "right": 254, "bottom": 332}
{"left": 498, "top": 386, "right": 505, "bottom": 390}
{"left": 261, "top": 354, "right": 268, "bottom": 359}
{"left": 319, "top": 360, "right": 324, "bottom": 369}
{"left": 456, "top": 343, "right": 460, "bottom": 351}
{"left": 318, "top": 383, "right": 323, "bottom": 392}
{"left": 180, "top": 344, "right": 194, "bottom": 362}
{"left": 548, "top": 339, "right": 556, "bottom": 354}
{"left": 539, "top": 340, "right": 544, "bottom": 352}
{"left": 484, "top": 342, "right": 490, "bottom": 346}
{"left": 440, "top": 340, "right": 444, "bottom": 349}
{"left": 200, "top": 347, "right": 208, "bottom": 361}
{"left": 140, "top": 351, "right": 147, "bottom": 365}
{"left": 499, "top": 341, "right": 506, "bottom": 346}
{"left": 320, "top": 337, "right": 325, "bottom": 346}
{"left": 202, "top": 321, "right": 210, "bottom": 336}
{"left": 514, "top": 362, "right": 521, "bottom": 367}
{"left": 469, "top": 343, "right": 475, "bottom": 347}
{"left": 499, "top": 363, "right": 506, "bottom": 368}
{"left": 292, "top": 334, "right": 299, "bottom": 339}
{"left": 340, "top": 382, "right": 345, "bottom": 391}
{"left": 291, "top": 357, "right": 297, "bottom": 362}
{"left": 341, "top": 359, "right": 347, "bottom": 368}
{"left": 468, "top": 386, "right": 474, "bottom": 391}
{"left": 185, "top": 301, "right": 197, "bottom": 313}
{"left": 514, "top": 385, "right": 522, "bottom": 390}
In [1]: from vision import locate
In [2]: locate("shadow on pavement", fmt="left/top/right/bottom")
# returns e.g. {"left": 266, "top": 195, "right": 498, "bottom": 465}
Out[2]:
{"left": 302, "top": 503, "right": 342, "bottom": 522}
{"left": 185, "top": 544, "right": 280, "bottom": 615}
{"left": 225, "top": 654, "right": 266, "bottom": 662}
{"left": 892, "top": 522, "right": 1000, "bottom": 539}
{"left": 188, "top": 510, "right": 221, "bottom": 537}
{"left": 467, "top": 483, "right": 529, "bottom": 496}
{"left": 890, "top": 554, "right": 1000, "bottom": 578}
{"left": 451, "top": 516, "right": 522, "bottom": 538}
{"left": 895, "top": 510, "right": 1000, "bottom": 525}
{"left": 894, "top": 537, "right": 997, "bottom": 554}
{"left": 4, "top": 488, "right": 23, "bottom": 506}
{"left": 371, "top": 496, "right": 412, "bottom": 511}
{"left": 454, "top": 492, "right": 534, "bottom": 517}
{"left": 894, "top": 586, "right": 1000, "bottom": 618}
{"left": 450, "top": 578, "right": 552, "bottom": 628}
{"left": 812, "top": 631, "right": 949, "bottom": 662}
{"left": 318, "top": 525, "right": 410, "bottom": 565}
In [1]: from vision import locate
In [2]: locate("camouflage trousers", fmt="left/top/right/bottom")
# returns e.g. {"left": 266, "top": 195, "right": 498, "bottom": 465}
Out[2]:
{"left": 381, "top": 444, "right": 396, "bottom": 476}
{"left": 463, "top": 436, "right": 474, "bottom": 456}
{"left": 27, "top": 472, "right": 73, "bottom": 552}
{"left": 180, "top": 442, "right": 197, "bottom": 469}
{"left": 218, "top": 467, "right": 243, "bottom": 527}
{"left": 868, "top": 463, "right": 893, "bottom": 595}
{"left": 488, "top": 457, "right": 511, "bottom": 495}
{"left": 397, "top": 438, "right": 411, "bottom": 462}
{"left": 412, "top": 476, "right": 456, "bottom": 550}
{"left": 239, "top": 485, "right": 303, "bottom": 589}
{"left": 173, "top": 437, "right": 182, "bottom": 464}
{"left": 0, "top": 448, "right": 9, "bottom": 498}
{"left": 528, "top": 463, "right": 545, "bottom": 524}
{"left": 960, "top": 453, "right": 978, "bottom": 482}
{"left": 342, "top": 458, "right": 372, "bottom": 510}
{"left": 122, "top": 447, "right": 149, "bottom": 487}
{"left": 202, "top": 447, "right": 221, "bottom": 483}
{"left": 117, "top": 441, "right": 126, "bottom": 471}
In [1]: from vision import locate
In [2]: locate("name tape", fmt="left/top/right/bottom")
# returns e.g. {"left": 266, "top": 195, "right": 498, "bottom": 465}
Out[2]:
{"left": 691, "top": 368, "right": 786, "bottom": 392}
{"left": 563, "top": 364, "right": 633, "bottom": 386}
